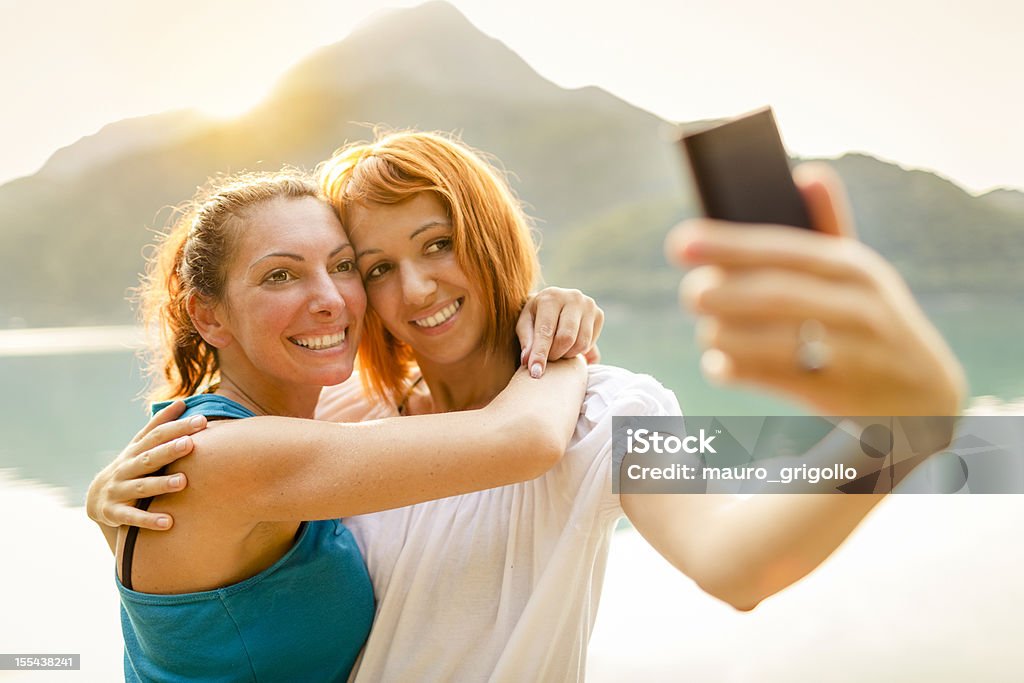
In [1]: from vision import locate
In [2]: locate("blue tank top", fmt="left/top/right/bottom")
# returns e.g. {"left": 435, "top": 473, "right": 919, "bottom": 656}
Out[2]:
{"left": 117, "top": 395, "right": 375, "bottom": 682}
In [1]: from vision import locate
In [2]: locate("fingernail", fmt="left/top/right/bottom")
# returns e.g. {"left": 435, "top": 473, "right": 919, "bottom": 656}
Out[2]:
{"left": 679, "top": 240, "right": 705, "bottom": 262}
{"left": 156, "top": 517, "right": 171, "bottom": 529}
{"left": 700, "top": 349, "right": 732, "bottom": 384}
{"left": 189, "top": 416, "right": 205, "bottom": 429}
{"left": 175, "top": 437, "right": 190, "bottom": 452}
{"left": 530, "top": 363, "right": 542, "bottom": 379}
{"left": 170, "top": 474, "right": 184, "bottom": 487}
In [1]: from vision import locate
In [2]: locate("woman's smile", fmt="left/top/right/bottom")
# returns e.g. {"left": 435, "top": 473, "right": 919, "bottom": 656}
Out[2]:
{"left": 288, "top": 328, "right": 348, "bottom": 351}
{"left": 410, "top": 297, "right": 463, "bottom": 333}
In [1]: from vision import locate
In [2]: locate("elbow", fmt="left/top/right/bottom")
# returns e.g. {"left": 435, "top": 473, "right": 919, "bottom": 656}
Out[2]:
{"left": 513, "top": 416, "right": 568, "bottom": 478}
{"left": 690, "top": 560, "right": 777, "bottom": 613}
{"left": 697, "top": 576, "right": 766, "bottom": 613}
{"left": 526, "top": 430, "right": 567, "bottom": 477}
{"left": 724, "top": 594, "right": 763, "bottom": 613}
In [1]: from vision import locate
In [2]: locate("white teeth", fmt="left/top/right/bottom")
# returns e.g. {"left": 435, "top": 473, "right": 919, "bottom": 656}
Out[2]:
{"left": 291, "top": 331, "right": 346, "bottom": 350}
{"left": 413, "top": 300, "right": 462, "bottom": 329}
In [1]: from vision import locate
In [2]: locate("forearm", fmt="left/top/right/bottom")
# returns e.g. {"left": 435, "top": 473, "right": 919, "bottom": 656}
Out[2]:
{"left": 211, "top": 410, "right": 551, "bottom": 520}
{"left": 195, "top": 360, "right": 587, "bottom": 522}
{"left": 690, "top": 493, "right": 883, "bottom": 610}
{"left": 487, "top": 358, "right": 586, "bottom": 456}
{"left": 622, "top": 416, "right": 957, "bottom": 609}
{"left": 736, "top": 417, "right": 952, "bottom": 494}
{"left": 623, "top": 491, "right": 883, "bottom": 610}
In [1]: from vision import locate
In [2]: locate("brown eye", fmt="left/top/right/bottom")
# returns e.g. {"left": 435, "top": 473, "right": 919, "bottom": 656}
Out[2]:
{"left": 425, "top": 238, "right": 452, "bottom": 254}
{"left": 364, "top": 262, "right": 391, "bottom": 282}
{"left": 265, "top": 270, "right": 292, "bottom": 283}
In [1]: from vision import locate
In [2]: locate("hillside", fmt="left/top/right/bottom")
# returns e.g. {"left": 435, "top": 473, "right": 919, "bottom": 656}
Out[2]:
{"left": 0, "top": 0, "right": 1020, "bottom": 327}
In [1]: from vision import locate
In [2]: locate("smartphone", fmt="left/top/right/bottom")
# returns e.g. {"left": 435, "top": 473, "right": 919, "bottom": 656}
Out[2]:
{"left": 679, "top": 107, "right": 814, "bottom": 229}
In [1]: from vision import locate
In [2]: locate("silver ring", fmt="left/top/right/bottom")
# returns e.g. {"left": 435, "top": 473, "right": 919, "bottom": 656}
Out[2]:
{"left": 797, "top": 319, "right": 831, "bottom": 372}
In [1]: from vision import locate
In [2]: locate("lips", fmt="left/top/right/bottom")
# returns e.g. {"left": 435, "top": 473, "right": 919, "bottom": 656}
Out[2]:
{"left": 411, "top": 298, "right": 462, "bottom": 329}
{"left": 289, "top": 329, "right": 346, "bottom": 350}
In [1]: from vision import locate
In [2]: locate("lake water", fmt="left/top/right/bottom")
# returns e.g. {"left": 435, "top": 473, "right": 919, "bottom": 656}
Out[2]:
{"left": 1, "top": 303, "right": 1022, "bottom": 681}
{"left": 3, "top": 302, "right": 1023, "bottom": 505}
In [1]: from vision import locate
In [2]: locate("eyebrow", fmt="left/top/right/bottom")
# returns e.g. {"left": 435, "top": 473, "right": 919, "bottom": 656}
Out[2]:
{"left": 355, "top": 220, "right": 451, "bottom": 260}
{"left": 250, "top": 244, "right": 352, "bottom": 270}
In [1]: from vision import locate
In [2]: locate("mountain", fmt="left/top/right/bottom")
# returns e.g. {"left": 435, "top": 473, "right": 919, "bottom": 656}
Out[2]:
{"left": 824, "top": 154, "right": 1024, "bottom": 294}
{"left": 36, "top": 110, "right": 212, "bottom": 179}
{"left": 0, "top": 0, "right": 1021, "bottom": 327}
{"left": 981, "top": 188, "right": 1024, "bottom": 214}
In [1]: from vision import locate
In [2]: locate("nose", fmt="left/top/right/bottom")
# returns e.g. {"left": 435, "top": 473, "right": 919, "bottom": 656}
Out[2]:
{"left": 308, "top": 272, "right": 346, "bottom": 318}
{"left": 400, "top": 262, "right": 437, "bottom": 306}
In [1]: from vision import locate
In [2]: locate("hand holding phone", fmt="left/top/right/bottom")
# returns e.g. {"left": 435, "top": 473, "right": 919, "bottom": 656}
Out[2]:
{"left": 680, "top": 107, "right": 814, "bottom": 230}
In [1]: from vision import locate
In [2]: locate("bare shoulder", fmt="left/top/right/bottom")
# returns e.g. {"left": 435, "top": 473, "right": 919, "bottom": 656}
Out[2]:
{"left": 160, "top": 417, "right": 274, "bottom": 488}
{"left": 116, "top": 420, "right": 298, "bottom": 594}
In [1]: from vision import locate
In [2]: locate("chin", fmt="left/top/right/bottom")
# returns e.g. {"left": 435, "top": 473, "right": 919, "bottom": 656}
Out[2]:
{"left": 299, "top": 362, "right": 355, "bottom": 389}
{"left": 323, "top": 366, "right": 356, "bottom": 387}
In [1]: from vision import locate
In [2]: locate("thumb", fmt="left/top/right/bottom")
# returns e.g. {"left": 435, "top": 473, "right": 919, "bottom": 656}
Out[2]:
{"left": 793, "top": 162, "right": 857, "bottom": 239}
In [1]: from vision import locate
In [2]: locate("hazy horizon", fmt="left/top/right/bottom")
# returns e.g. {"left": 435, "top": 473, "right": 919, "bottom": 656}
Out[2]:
{"left": 2, "top": 0, "right": 1022, "bottom": 195}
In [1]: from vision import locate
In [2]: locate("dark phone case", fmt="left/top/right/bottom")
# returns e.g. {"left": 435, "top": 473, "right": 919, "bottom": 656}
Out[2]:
{"left": 680, "top": 108, "right": 813, "bottom": 229}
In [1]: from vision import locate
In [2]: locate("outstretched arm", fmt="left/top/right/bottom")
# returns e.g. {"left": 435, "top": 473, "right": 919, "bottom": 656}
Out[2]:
{"left": 632, "top": 164, "right": 965, "bottom": 610}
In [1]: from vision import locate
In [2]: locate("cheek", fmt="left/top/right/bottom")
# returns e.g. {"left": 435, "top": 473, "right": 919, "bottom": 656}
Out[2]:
{"left": 342, "top": 280, "right": 368, "bottom": 319}
{"left": 245, "top": 296, "right": 296, "bottom": 334}
{"left": 367, "top": 283, "right": 401, "bottom": 324}
{"left": 445, "top": 255, "right": 481, "bottom": 299}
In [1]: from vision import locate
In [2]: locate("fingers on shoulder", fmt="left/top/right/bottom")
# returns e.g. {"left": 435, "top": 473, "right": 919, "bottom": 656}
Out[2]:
{"left": 115, "top": 505, "right": 174, "bottom": 531}
{"left": 134, "top": 415, "right": 205, "bottom": 459}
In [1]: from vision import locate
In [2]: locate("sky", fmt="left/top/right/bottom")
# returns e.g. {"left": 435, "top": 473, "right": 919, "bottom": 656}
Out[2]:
{"left": 1, "top": 0, "right": 1022, "bottom": 194}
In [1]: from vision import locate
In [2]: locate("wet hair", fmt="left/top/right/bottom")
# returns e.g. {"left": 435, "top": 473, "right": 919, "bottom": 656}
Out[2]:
{"left": 138, "top": 170, "right": 326, "bottom": 400}
{"left": 318, "top": 131, "right": 539, "bottom": 404}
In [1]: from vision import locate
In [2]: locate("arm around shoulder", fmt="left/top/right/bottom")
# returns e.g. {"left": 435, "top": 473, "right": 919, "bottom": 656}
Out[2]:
{"left": 178, "top": 358, "right": 588, "bottom": 524}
